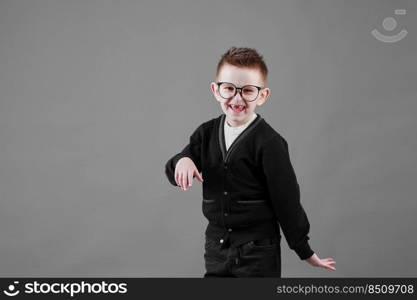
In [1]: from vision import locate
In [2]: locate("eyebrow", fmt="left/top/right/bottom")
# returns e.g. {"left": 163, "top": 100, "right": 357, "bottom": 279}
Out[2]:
{"left": 217, "top": 81, "right": 263, "bottom": 88}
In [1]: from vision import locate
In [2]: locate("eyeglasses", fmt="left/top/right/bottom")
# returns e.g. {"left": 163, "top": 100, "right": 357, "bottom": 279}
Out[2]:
{"left": 216, "top": 81, "right": 264, "bottom": 102}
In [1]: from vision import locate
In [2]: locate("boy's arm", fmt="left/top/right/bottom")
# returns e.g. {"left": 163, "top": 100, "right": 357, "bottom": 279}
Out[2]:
{"left": 165, "top": 124, "right": 203, "bottom": 186}
{"left": 261, "top": 135, "right": 314, "bottom": 260}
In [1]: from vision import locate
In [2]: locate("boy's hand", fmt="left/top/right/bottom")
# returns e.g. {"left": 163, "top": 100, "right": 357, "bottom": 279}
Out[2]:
{"left": 305, "top": 253, "right": 336, "bottom": 271}
{"left": 174, "top": 157, "right": 204, "bottom": 190}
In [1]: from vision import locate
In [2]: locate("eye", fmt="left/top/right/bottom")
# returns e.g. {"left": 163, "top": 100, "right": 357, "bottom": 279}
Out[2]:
{"left": 243, "top": 88, "right": 256, "bottom": 94}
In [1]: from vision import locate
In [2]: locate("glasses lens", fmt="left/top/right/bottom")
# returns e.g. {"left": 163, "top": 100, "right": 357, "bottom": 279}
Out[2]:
{"left": 241, "top": 86, "right": 259, "bottom": 101}
{"left": 219, "top": 83, "right": 236, "bottom": 99}
{"left": 218, "top": 83, "right": 260, "bottom": 101}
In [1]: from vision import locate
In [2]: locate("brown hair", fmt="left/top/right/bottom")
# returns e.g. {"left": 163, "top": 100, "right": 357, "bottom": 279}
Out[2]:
{"left": 216, "top": 47, "right": 268, "bottom": 84}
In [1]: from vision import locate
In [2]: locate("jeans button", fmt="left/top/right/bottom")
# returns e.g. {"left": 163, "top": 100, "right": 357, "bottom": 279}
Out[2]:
{"left": 228, "top": 228, "right": 232, "bottom": 232}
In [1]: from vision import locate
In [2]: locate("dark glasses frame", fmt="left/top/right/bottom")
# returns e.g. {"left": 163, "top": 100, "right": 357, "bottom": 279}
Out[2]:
{"left": 216, "top": 81, "right": 265, "bottom": 102}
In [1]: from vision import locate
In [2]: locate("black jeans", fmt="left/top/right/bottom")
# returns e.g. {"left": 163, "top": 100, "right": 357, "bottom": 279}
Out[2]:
{"left": 203, "top": 236, "right": 281, "bottom": 277}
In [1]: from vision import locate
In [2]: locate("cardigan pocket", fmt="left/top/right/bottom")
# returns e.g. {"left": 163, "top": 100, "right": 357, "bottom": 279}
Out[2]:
{"left": 236, "top": 199, "right": 267, "bottom": 205}
{"left": 239, "top": 238, "right": 279, "bottom": 258}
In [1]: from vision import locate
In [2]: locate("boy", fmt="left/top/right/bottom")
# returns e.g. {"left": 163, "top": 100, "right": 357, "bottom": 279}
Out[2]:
{"left": 165, "top": 47, "right": 336, "bottom": 277}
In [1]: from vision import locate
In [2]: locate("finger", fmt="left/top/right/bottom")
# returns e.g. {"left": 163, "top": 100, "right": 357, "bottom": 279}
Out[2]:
{"left": 195, "top": 170, "right": 204, "bottom": 182}
{"left": 323, "top": 258, "right": 335, "bottom": 261}
{"left": 182, "top": 172, "right": 188, "bottom": 190}
{"left": 322, "top": 263, "right": 336, "bottom": 271}
{"left": 321, "top": 259, "right": 335, "bottom": 264}
{"left": 178, "top": 172, "right": 183, "bottom": 190}
{"left": 188, "top": 170, "right": 193, "bottom": 187}
{"left": 175, "top": 170, "right": 179, "bottom": 187}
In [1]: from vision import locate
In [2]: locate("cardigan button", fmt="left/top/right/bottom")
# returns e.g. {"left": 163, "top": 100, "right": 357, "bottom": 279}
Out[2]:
{"left": 220, "top": 239, "right": 224, "bottom": 244}
{"left": 228, "top": 228, "right": 232, "bottom": 232}
{"left": 224, "top": 191, "right": 228, "bottom": 195}
{"left": 224, "top": 212, "right": 228, "bottom": 216}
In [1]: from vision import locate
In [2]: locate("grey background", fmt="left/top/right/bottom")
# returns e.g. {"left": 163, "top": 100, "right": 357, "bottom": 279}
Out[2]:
{"left": 0, "top": 0, "right": 416, "bottom": 277}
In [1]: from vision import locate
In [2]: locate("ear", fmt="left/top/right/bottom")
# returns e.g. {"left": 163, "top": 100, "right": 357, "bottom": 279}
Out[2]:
{"left": 256, "top": 87, "right": 271, "bottom": 106}
{"left": 210, "top": 81, "right": 222, "bottom": 102}
{"left": 210, "top": 81, "right": 217, "bottom": 95}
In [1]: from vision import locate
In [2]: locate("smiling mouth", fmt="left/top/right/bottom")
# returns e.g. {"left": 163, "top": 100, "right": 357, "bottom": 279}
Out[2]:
{"left": 228, "top": 104, "right": 246, "bottom": 113}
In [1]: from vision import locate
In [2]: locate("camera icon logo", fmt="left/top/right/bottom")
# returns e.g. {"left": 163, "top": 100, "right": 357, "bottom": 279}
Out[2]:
{"left": 3, "top": 281, "right": 20, "bottom": 297}
{"left": 372, "top": 9, "right": 407, "bottom": 43}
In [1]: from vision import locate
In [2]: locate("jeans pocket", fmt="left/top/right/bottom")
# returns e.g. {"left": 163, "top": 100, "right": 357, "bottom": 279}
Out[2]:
{"left": 252, "top": 237, "right": 277, "bottom": 248}
{"left": 205, "top": 237, "right": 218, "bottom": 249}
{"left": 204, "top": 237, "right": 225, "bottom": 262}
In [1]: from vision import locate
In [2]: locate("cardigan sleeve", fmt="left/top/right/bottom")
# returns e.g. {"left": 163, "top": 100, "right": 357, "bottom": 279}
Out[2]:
{"left": 165, "top": 124, "right": 203, "bottom": 187}
{"left": 261, "top": 135, "right": 314, "bottom": 260}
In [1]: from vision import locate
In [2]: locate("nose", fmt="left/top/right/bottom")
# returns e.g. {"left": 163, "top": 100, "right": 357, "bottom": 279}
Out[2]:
{"left": 228, "top": 90, "right": 245, "bottom": 105}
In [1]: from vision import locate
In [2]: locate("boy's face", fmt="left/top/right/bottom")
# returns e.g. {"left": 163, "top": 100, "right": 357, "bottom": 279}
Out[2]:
{"left": 210, "top": 63, "right": 270, "bottom": 127}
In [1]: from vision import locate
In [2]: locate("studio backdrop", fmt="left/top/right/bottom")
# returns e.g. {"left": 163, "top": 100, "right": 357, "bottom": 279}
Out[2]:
{"left": 0, "top": 0, "right": 416, "bottom": 277}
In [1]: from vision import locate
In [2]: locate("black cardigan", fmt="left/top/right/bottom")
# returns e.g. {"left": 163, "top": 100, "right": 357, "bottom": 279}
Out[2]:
{"left": 165, "top": 113, "right": 314, "bottom": 260}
